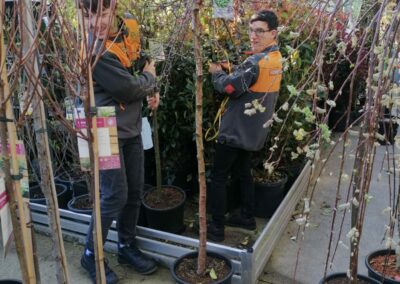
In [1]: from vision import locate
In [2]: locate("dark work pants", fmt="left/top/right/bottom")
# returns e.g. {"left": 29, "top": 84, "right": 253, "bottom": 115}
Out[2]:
{"left": 86, "top": 136, "right": 144, "bottom": 251}
{"left": 210, "top": 142, "right": 254, "bottom": 226}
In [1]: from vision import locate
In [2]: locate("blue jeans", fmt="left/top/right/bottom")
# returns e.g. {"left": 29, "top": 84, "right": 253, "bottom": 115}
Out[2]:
{"left": 86, "top": 136, "right": 144, "bottom": 251}
{"left": 210, "top": 142, "right": 254, "bottom": 226}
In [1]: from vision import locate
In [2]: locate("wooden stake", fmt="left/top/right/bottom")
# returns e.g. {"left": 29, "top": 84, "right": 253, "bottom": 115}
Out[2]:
{"left": 0, "top": 4, "right": 36, "bottom": 283}
{"left": 75, "top": 1, "right": 106, "bottom": 283}
{"left": 19, "top": 0, "right": 70, "bottom": 283}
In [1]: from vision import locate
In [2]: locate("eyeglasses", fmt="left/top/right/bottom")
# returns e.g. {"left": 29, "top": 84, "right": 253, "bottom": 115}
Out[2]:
{"left": 248, "top": 28, "right": 271, "bottom": 37}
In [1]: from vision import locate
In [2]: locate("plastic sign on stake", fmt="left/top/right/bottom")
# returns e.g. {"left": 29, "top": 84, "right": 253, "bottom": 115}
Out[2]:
{"left": 0, "top": 178, "right": 13, "bottom": 256}
{"left": 0, "top": 141, "right": 29, "bottom": 197}
{"left": 213, "top": 0, "right": 234, "bottom": 19}
{"left": 74, "top": 106, "right": 121, "bottom": 171}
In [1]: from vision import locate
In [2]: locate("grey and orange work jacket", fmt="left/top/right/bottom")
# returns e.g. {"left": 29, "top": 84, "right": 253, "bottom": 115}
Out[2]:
{"left": 211, "top": 43, "right": 283, "bottom": 151}
{"left": 91, "top": 13, "right": 156, "bottom": 139}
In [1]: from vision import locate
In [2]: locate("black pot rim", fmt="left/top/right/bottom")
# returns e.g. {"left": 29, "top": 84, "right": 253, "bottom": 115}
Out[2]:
{"left": 142, "top": 185, "right": 186, "bottom": 212}
{"left": 0, "top": 280, "right": 23, "bottom": 284}
{"left": 320, "top": 272, "right": 381, "bottom": 284}
{"left": 171, "top": 251, "right": 234, "bottom": 284}
{"left": 29, "top": 183, "right": 68, "bottom": 201}
{"left": 365, "top": 248, "right": 400, "bottom": 283}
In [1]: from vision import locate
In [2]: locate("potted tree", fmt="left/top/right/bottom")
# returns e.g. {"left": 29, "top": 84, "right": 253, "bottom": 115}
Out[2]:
{"left": 141, "top": 65, "right": 186, "bottom": 235}
{"left": 170, "top": 1, "right": 233, "bottom": 283}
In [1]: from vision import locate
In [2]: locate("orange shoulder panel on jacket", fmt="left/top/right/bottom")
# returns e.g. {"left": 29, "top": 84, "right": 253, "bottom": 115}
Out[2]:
{"left": 105, "top": 18, "right": 141, "bottom": 68}
{"left": 250, "top": 51, "right": 283, "bottom": 93}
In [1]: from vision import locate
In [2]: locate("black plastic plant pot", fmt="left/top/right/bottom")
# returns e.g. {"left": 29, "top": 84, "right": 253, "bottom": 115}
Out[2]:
{"left": 71, "top": 180, "right": 89, "bottom": 197}
{"left": 171, "top": 251, "right": 234, "bottom": 284}
{"left": 319, "top": 273, "right": 381, "bottom": 284}
{"left": 366, "top": 249, "right": 400, "bottom": 284}
{"left": 54, "top": 176, "right": 72, "bottom": 202}
{"left": 142, "top": 185, "right": 186, "bottom": 234}
{"left": 29, "top": 183, "right": 69, "bottom": 209}
{"left": 254, "top": 172, "right": 288, "bottom": 218}
{"left": 67, "top": 194, "right": 92, "bottom": 215}
{"left": 0, "top": 280, "right": 23, "bottom": 284}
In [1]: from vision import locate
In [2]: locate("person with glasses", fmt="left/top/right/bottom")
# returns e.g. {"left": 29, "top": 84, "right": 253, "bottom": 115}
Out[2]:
{"left": 207, "top": 10, "right": 282, "bottom": 242}
{"left": 79, "top": 1, "right": 159, "bottom": 283}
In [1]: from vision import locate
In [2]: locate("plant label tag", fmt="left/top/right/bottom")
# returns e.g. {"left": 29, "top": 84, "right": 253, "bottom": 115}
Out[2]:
{"left": 74, "top": 107, "right": 121, "bottom": 170}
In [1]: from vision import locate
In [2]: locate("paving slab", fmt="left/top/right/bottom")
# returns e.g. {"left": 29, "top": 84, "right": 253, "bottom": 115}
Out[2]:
{"left": 0, "top": 232, "right": 174, "bottom": 283}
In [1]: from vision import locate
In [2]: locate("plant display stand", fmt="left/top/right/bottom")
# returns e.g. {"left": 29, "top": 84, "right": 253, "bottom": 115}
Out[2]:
{"left": 30, "top": 162, "right": 311, "bottom": 284}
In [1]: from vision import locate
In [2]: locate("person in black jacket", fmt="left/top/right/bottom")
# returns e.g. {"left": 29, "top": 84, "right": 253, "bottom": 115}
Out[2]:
{"left": 80, "top": 1, "right": 159, "bottom": 283}
{"left": 207, "top": 10, "right": 283, "bottom": 242}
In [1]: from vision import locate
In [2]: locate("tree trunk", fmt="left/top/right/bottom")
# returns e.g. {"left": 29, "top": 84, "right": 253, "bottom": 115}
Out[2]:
{"left": 153, "top": 109, "right": 162, "bottom": 192}
{"left": 19, "top": 0, "right": 70, "bottom": 283}
{"left": 192, "top": 0, "right": 207, "bottom": 275}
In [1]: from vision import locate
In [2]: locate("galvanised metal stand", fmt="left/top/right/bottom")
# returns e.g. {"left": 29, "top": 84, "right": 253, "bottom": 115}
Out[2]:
{"left": 30, "top": 162, "right": 311, "bottom": 284}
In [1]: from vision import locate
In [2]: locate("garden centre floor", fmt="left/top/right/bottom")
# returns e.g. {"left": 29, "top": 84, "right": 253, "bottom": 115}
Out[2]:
{"left": 0, "top": 133, "right": 398, "bottom": 283}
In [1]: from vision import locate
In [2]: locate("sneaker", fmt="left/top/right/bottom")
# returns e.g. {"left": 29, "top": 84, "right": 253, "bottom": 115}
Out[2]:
{"left": 226, "top": 212, "right": 256, "bottom": 230}
{"left": 118, "top": 245, "right": 158, "bottom": 275}
{"left": 81, "top": 253, "right": 119, "bottom": 284}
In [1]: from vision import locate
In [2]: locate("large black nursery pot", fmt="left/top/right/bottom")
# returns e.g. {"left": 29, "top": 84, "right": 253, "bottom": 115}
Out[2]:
{"left": 54, "top": 176, "right": 73, "bottom": 202}
{"left": 319, "top": 272, "right": 381, "bottom": 284}
{"left": 0, "top": 280, "right": 23, "bottom": 284}
{"left": 171, "top": 251, "right": 234, "bottom": 284}
{"left": 366, "top": 249, "right": 400, "bottom": 284}
{"left": 29, "top": 183, "right": 69, "bottom": 209}
{"left": 284, "top": 160, "right": 306, "bottom": 192}
{"left": 254, "top": 172, "right": 288, "bottom": 218}
{"left": 142, "top": 185, "right": 186, "bottom": 234}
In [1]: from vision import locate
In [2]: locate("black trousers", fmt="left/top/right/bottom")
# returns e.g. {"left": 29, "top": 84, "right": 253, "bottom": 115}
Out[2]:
{"left": 86, "top": 136, "right": 144, "bottom": 251}
{"left": 210, "top": 142, "right": 254, "bottom": 226}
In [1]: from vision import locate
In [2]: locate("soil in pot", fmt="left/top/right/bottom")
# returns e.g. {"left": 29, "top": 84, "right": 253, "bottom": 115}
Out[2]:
{"left": 174, "top": 252, "right": 232, "bottom": 284}
{"left": 144, "top": 186, "right": 183, "bottom": 209}
{"left": 366, "top": 249, "right": 400, "bottom": 283}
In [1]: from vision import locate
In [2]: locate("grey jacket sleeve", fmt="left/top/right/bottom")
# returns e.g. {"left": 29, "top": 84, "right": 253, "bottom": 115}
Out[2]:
{"left": 211, "top": 58, "right": 259, "bottom": 99}
{"left": 92, "top": 52, "right": 156, "bottom": 104}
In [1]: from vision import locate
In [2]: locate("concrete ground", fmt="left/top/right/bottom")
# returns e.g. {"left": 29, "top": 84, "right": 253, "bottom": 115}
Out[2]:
{"left": 260, "top": 137, "right": 398, "bottom": 283}
{"left": 0, "top": 135, "right": 397, "bottom": 283}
